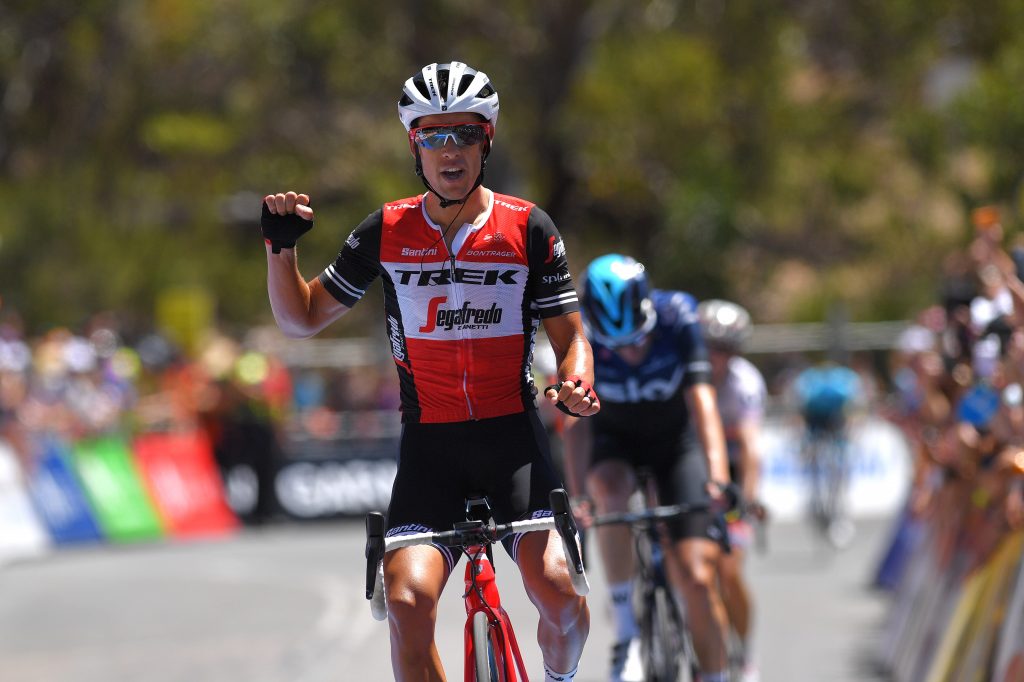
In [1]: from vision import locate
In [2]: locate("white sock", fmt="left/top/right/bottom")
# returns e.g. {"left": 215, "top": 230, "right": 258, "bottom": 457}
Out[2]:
{"left": 544, "top": 662, "right": 577, "bottom": 681}
{"left": 609, "top": 580, "right": 638, "bottom": 641}
{"left": 701, "top": 672, "right": 729, "bottom": 682}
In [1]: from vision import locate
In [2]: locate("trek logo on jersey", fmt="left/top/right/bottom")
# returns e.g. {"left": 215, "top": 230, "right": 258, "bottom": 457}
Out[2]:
{"left": 401, "top": 246, "right": 438, "bottom": 257}
{"left": 395, "top": 267, "right": 518, "bottom": 286}
{"left": 419, "top": 297, "right": 504, "bottom": 332}
{"left": 494, "top": 199, "right": 529, "bottom": 212}
{"left": 386, "top": 315, "right": 411, "bottom": 372}
{"left": 544, "top": 236, "right": 566, "bottom": 264}
{"left": 345, "top": 232, "right": 360, "bottom": 249}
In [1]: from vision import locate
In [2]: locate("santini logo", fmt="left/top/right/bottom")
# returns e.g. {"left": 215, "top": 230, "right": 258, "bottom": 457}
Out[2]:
{"left": 419, "top": 297, "right": 504, "bottom": 332}
{"left": 401, "top": 246, "right": 438, "bottom": 257}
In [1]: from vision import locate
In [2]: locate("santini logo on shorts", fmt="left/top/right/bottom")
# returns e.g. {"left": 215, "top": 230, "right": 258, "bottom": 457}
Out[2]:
{"left": 419, "top": 297, "right": 504, "bottom": 332}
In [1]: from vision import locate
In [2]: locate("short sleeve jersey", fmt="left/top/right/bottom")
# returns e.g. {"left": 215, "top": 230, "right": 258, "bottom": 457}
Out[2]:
{"left": 318, "top": 191, "right": 579, "bottom": 424}
{"left": 715, "top": 355, "right": 767, "bottom": 461}
{"left": 590, "top": 290, "right": 711, "bottom": 438}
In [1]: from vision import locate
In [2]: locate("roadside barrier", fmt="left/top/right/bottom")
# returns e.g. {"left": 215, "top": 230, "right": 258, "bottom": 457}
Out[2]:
{"left": 0, "top": 431, "right": 239, "bottom": 566}
{"left": 876, "top": 494, "right": 1024, "bottom": 682}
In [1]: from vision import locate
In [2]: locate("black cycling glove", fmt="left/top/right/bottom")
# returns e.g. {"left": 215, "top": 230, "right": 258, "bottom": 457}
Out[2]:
{"left": 261, "top": 202, "right": 314, "bottom": 253}
{"left": 544, "top": 375, "right": 600, "bottom": 417}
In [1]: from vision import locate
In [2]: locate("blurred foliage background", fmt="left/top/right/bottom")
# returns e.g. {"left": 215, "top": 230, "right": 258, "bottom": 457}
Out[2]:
{"left": 2, "top": 0, "right": 1024, "bottom": 338}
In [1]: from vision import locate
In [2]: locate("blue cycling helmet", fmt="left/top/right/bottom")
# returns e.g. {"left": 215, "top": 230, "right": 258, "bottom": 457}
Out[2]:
{"left": 581, "top": 254, "right": 657, "bottom": 346}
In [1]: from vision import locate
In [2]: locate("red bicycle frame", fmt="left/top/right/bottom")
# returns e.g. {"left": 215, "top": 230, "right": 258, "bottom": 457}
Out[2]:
{"left": 462, "top": 546, "right": 529, "bottom": 681}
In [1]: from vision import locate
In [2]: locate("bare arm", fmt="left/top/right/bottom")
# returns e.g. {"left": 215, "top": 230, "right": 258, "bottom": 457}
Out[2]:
{"left": 266, "top": 247, "right": 349, "bottom": 338}
{"left": 686, "top": 382, "right": 732, "bottom": 485}
{"left": 734, "top": 418, "right": 762, "bottom": 503}
{"left": 561, "top": 415, "right": 593, "bottom": 499}
{"left": 542, "top": 311, "right": 599, "bottom": 417}
{"left": 263, "top": 192, "right": 350, "bottom": 338}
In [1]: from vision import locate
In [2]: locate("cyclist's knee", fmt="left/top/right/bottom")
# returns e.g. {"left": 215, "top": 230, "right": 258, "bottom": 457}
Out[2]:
{"left": 386, "top": 588, "right": 439, "bottom": 651}
{"left": 520, "top": 538, "right": 588, "bottom": 632}
{"left": 587, "top": 462, "right": 634, "bottom": 507}
{"left": 675, "top": 544, "right": 720, "bottom": 594}
{"left": 533, "top": 585, "right": 589, "bottom": 634}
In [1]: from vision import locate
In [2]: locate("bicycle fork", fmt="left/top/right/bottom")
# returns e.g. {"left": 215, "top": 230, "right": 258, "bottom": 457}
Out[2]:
{"left": 463, "top": 548, "right": 529, "bottom": 681}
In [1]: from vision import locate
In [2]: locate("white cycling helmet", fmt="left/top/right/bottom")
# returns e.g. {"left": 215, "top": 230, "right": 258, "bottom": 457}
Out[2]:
{"left": 698, "top": 299, "right": 753, "bottom": 351}
{"left": 398, "top": 61, "right": 499, "bottom": 132}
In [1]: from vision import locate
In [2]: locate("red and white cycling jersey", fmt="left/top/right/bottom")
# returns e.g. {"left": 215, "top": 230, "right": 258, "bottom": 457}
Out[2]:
{"left": 318, "top": 191, "right": 579, "bottom": 423}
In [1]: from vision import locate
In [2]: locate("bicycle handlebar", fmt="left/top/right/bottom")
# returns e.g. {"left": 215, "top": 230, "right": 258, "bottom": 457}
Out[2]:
{"left": 590, "top": 501, "right": 733, "bottom": 554}
{"left": 363, "top": 489, "right": 589, "bottom": 621}
{"left": 590, "top": 503, "right": 708, "bottom": 527}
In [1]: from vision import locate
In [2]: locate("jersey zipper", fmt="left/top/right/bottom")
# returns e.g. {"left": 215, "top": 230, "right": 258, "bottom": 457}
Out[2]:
{"left": 445, "top": 245, "right": 475, "bottom": 420}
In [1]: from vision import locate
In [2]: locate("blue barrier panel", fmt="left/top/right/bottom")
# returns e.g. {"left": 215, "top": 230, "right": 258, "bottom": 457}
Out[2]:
{"left": 28, "top": 439, "right": 103, "bottom": 545}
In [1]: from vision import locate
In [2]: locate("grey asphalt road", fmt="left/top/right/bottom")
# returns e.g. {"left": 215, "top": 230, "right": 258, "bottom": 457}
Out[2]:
{"left": 0, "top": 516, "right": 894, "bottom": 682}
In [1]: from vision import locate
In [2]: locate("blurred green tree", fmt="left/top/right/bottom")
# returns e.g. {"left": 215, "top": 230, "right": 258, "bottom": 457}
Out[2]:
{"left": 1, "top": 0, "right": 1022, "bottom": 338}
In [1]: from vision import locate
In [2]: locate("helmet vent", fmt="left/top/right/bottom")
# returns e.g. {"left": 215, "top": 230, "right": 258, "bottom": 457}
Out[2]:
{"left": 412, "top": 76, "right": 431, "bottom": 100}
{"left": 437, "top": 67, "right": 450, "bottom": 99}
{"left": 456, "top": 73, "right": 475, "bottom": 96}
{"left": 477, "top": 84, "right": 495, "bottom": 98}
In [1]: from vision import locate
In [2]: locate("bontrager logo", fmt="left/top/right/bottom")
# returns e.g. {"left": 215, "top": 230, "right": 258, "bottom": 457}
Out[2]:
{"left": 385, "top": 202, "right": 419, "bottom": 210}
{"left": 419, "top": 297, "right": 504, "bottom": 333}
{"left": 395, "top": 268, "right": 518, "bottom": 286}
{"left": 401, "top": 246, "right": 438, "bottom": 257}
{"left": 466, "top": 249, "right": 516, "bottom": 258}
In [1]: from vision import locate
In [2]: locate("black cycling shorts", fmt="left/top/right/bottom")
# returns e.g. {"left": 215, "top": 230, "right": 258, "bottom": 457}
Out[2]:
{"left": 385, "top": 410, "right": 563, "bottom": 572}
{"left": 591, "top": 427, "right": 721, "bottom": 543}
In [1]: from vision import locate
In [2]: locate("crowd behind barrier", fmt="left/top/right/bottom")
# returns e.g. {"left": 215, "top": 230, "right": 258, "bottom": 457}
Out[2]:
{"left": 871, "top": 206, "right": 1024, "bottom": 681}
{"left": 0, "top": 310, "right": 411, "bottom": 564}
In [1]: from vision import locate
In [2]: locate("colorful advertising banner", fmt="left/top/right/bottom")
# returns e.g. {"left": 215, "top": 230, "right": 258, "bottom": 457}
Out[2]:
{"left": 133, "top": 431, "right": 237, "bottom": 537}
{"left": 0, "top": 441, "right": 50, "bottom": 564}
{"left": 71, "top": 436, "right": 164, "bottom": 542}
{"left": 27, "top": 439, "right": 103, "bottom": 545}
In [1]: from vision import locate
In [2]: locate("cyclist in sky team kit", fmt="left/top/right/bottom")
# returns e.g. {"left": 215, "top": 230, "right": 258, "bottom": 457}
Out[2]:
{"left": 562, "top": 254, "right": 735, "bottom": 682}
{"left": 259, "top": 61, "right": 598, "bottom": 682}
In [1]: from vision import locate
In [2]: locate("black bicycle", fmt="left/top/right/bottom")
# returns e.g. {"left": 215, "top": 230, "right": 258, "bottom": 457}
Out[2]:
{"left": 590, "top": 478, "right": 732, "bottom": 682}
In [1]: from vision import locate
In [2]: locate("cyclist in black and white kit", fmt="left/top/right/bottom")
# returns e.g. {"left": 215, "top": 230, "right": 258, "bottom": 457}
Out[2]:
{"left": 562, "top": 254, "right": 733, "bottom": 682}
{"left": 699, "top": 299, "right": 767, "bottom": 682}
{"left": 260, "top": 61, "right": 598, "bottom": 682}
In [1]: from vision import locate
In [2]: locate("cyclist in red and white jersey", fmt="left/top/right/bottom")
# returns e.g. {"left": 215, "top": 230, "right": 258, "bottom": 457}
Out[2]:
{"left": 698, "top": 299, "right": 767, "bottom": 682}
{"left": 260, "top": 61, "right": 598, "bottom": 682}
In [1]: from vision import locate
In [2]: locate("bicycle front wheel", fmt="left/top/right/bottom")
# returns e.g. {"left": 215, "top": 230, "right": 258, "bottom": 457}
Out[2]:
{"left": 639, "top": 584, "right": 684, "bottom": 682}
{"left": 472, "top": 610, "right": 500, "bottom": 682}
